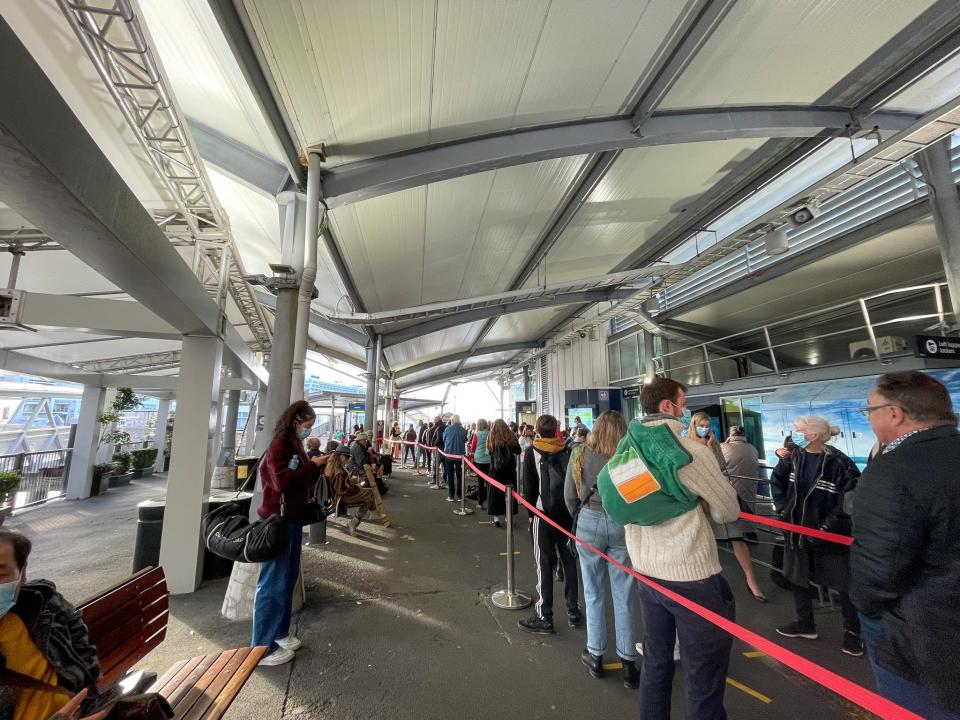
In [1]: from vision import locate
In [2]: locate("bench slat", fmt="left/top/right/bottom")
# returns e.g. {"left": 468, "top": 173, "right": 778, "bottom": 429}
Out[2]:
{"left": 180, "top": 649, "right": 251, "bottom": 720}
{"left": 198, "top": 647, "right": 267, "bottom": 720}
{"left": 78, "top": 568, "right": 166, "bottom": 628}
{"left": 76, "top": 567, "right": 161, "bottom": 613}
{"left": 161, "top": 653, "right": 222, "bottom": 710}
{"left": 149, "top": 657, "right": 192, "bottom": 695}
{"left": 89, "top": 591, "right": 168, "bottom": 659}
{"left": 167, "top": 650, "right": 237, "bottom": 715}
{"left": 98, "top": 619, "right": 167, "bottom": 690}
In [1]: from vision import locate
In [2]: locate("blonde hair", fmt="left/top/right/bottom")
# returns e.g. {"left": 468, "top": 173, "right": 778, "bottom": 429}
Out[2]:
{"left": 794, "top": 415, "right": 840, "bottom": 442}
{"left": 574, "top": 411, "right": 627, "bottom": 492}
{"left": 689, "top": 411, "right": 719, "bottom": 450}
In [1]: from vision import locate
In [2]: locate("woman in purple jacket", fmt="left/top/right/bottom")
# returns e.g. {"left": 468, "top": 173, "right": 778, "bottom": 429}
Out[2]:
{"left": 252, "top": 400, "right": 325, "bottom": 666}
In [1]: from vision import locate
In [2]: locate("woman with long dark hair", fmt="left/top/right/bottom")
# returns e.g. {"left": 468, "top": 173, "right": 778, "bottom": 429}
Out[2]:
{"left": 486, "top": 419, "right": 520, "bottom": 528}
{"left": 252, "top": 400, "right": 325, "bottom": 666}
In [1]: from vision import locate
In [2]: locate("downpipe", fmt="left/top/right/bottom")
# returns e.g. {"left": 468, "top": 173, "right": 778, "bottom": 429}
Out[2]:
{"left": 291, "top": 153, "right": 323, "bottom": 401}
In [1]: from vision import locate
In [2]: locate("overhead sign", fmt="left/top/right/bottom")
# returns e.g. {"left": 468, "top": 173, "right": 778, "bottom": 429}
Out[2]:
{"left": 599, "top": 390, "right": 609, "bottom": 401}
{"left": 914, "top": 334, "right": 960, "bottom": 360}
{"left": 622, "top": 386, "right": 641, "bottom": 398}
{"left": 348, "top": 402, "right": 364, "bottom": 411}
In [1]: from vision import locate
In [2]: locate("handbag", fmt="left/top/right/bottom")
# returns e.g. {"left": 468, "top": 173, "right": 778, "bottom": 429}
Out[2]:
{"left": 202, "top": 455, "right": 288, "bottom": 563}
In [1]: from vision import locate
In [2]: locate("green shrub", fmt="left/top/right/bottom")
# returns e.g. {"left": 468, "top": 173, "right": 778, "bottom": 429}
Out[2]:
{"left": 93, "top": 463, "right": 113, "bottom": 480}
{"left": 0, "top": 470, "right": 21, "bottom": 499}
{"left": 130, "top": 448, "right": 159, "bottom": 470}
{"left": 111, "top": 452, "right": 131, "bottom": 475}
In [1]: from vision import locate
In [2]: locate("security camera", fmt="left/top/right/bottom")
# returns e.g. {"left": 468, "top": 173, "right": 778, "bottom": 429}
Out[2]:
{"left": 578, "top": 330, "right": 587, "bottom": 339}
{"left": 787, "top": 199, "right": 821, "bottom": 228}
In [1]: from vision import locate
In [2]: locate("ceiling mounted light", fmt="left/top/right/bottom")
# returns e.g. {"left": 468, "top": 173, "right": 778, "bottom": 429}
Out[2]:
{"left": 765, "top": 227, "right": 790, "bottom": 256}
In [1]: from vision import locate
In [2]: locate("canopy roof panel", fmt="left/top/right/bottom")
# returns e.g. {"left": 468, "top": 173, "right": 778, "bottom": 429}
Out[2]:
{"left": 328, "top": 156, "right": 587, "bottom": 312}
{"left": 660, "top": 0, "right": 940, "bottom": 110}
{"left": 242, "top": 0, "right": 694, "bottom": 166}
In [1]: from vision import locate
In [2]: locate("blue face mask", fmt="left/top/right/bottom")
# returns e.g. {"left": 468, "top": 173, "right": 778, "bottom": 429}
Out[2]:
{"left": 0, "top": 573, "right": 20, "bottom": 619}
{"left": 297, "top": 427, "right": 311, "bottom": 440}
{"left": 671, "top": 403, "right": 692, "bottom": 430}
{"left": 792, "top": 432, "right": 809, "bottom": 449}
{"left": 695, "top": 426, "right": 710, "bottom": 438}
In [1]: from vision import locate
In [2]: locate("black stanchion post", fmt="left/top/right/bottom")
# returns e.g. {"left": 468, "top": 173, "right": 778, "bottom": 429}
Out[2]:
{"left": 453, "top": 456, "right": 474, "bottom": 516}
{"left": 490, "top": 485, "right": 531, "bottom": 610}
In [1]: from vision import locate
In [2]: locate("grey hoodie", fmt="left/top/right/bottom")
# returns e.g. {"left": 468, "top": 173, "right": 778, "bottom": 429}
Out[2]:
{"left": 564, "top": 446, "right": 612, "bottom": 516}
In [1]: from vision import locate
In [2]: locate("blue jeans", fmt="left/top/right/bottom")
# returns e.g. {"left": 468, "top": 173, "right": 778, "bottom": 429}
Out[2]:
{"left": 638, "top": 573, "right": 735, "bottom": 720}
{"left": 445, "top": 458, "right": 462, "bottom": 499}
{"left": 860, "top": 613, "right": 960, "bottom": 720}
{"left": 252, "top": 522, "right": 302, "bottom": 654}
{"left": 575, "top": 507, "right": 638, "bottom": 660}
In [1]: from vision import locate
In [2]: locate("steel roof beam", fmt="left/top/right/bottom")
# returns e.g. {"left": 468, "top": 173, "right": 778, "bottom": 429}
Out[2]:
{"left": 0, "top": 18, "right": 266, "bottom": 384}
{"left": 319, "top": 108, "right": 915, "bottom": 208}
{"left": 16, "top": 292, "right": 180, "bottom": 340}
{"left": 188, "top": 117, "right": 290, "bottom": 197}
{"left": 382, "top": 288, "right": 635, "bottom": 348}
{"left": 254, "top": 290, "right": 368, "bottom": 346}
{"left": 394, "top": 342, "right": 543, "bottom": 379}
{"left": 396, "top": 361, "right": 508, "bottom": 392}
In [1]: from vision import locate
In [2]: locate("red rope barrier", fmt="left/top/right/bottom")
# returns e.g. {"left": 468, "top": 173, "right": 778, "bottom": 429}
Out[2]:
{"left": 378, "top": 438, "right": 916, "bottom": 719}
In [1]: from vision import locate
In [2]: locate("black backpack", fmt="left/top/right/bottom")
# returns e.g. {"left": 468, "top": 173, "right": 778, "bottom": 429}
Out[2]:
{"left": 202, "top": 501, "right": 288, "bottom": 563}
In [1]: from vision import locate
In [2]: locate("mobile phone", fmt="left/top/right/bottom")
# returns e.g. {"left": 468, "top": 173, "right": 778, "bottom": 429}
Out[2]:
{"left": 783, "top": 435, "right": 797, "bottom": 450}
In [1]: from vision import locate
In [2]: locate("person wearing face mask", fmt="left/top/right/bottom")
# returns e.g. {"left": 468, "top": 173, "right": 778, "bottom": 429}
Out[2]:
{"left": 622, "top": 378, "right": 741, "bottom": 720}
{"left": 252, "top": 400, "right": 327, "bottom": 667}
{"left": 689, "top": 413, "right": 766, "bottom": 603}
{"left": 0, "top": 530, "right": 104, "bottom": 720}
{"left": 771, "top": 415, "right": 862, "bottom": 657}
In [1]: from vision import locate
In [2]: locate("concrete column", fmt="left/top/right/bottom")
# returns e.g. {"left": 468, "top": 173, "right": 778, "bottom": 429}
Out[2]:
{"left": 65, "top": 385, "right": 105, "bottom": 499}
{"left": 160, "top": 335, "right": 223, "bottom": 594}
{"left": 212, "top": 390, "right": 226, "bottom": 464}
{"left": 643, "top": 331, "right": 657, "bottom": 381}
{"left": 918, "top": 138, "right": 960, "bottom": 322}
{"left": 218, "top": 389, "right": 241, "bottom": 465}
{"left": 291, "top": 153, "right": 322, "bottom": 401}
{"left": 154, "top": 398, "right": 171, "bottom": 467}
{"left": 364, "top": 337, "right": 381, "bottom": 435}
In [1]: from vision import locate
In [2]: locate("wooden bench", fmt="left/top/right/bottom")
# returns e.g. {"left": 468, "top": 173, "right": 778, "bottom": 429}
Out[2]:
{"left": 76, "top": 567, "right": 265, "bottom": 720}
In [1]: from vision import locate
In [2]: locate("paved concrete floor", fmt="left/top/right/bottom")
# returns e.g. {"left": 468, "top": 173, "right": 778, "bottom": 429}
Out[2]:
{"left": 8, "top": 468, "right": 879, "bottom": 719}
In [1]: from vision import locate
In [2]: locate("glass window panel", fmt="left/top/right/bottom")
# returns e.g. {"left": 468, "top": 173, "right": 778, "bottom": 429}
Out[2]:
{"left": 608, "top": 341, "right": 621, "bottom": 381}
{"left": 620, "top": 334, "right": 640, "bottom": 379}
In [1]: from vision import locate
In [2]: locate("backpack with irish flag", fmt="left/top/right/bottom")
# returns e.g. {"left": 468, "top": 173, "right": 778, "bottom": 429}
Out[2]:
{"left": 597, "top": 419, "right": 699, "bottom": 527}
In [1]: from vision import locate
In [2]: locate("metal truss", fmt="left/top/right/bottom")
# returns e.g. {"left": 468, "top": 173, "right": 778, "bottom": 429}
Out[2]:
{"left": 57, "top": 0, "right": 272, "bottom": 352}
{"left": 74, "top": 350, "right": 181, "bottom": 374}
{"left": 0, "top": 229, "right": 61, "bottom": 253}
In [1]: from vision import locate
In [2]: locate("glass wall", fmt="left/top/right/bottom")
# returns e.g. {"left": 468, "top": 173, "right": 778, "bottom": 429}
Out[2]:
{"left": 608, "top": 330, "right": 645, "bottom": 383}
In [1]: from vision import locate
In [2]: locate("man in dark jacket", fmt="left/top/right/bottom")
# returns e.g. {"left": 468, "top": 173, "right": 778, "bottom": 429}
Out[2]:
{"left": 518, "top": 414, "right": 582, "bottom": 635}
{"left": 428, "top": 417, "right": 446, "bottom": 488}
{"left": 852, "top": 371, "right": 960, "bottom": 718}
{"left": 0, "top": 529, "right": 100, "bottom": 718}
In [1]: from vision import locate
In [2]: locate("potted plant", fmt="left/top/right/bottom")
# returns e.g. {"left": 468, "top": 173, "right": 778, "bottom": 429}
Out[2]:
{"left": 0, "top": 469, "right": 21, "bottom": 525}
{"left": 108, "top": 452, "right": 133, "bottom": 487}
{"left": 163, "top": 415, "right": 174, "bottom": 472}
{"left": 95, "top": 388, "right": 141, "bottom": 493}
{"left": 90, "top": 463, "right": 112, "bottom": 497}
{"left": 130, "top": 448, "right": 158, "bottom": 479}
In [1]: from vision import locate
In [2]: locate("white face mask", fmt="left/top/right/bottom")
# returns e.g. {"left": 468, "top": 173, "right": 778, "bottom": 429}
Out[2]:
{"left": 0, "top": 572, "right": 21, "bottom": 619}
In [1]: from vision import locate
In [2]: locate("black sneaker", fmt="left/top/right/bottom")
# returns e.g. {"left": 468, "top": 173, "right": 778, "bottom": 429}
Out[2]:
{"left": 621, "top": 658, "right": 639, "bottom": 690}
{"left": 776, "top": 621, "right": 818, "bottom": 640}
{"left": 842, "top": 631, "right": 864, "bottom": 657}
{"left": 580, "top": 649, "right": 603, "bottom": 679}
{"left": 518, "top": 615, "right": 555, "bottom": 635}
{"left": 567, "top": 607, "right": 584, "bottom": 628}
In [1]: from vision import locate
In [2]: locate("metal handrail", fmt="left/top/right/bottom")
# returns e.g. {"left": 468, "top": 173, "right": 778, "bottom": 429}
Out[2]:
{"left": 654, "top": 282, "right": 949, "bottom": 378}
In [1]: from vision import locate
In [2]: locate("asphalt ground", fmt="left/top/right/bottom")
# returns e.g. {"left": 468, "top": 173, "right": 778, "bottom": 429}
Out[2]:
{"left": 9, "top": 467, "right": 879, "bottom": 718}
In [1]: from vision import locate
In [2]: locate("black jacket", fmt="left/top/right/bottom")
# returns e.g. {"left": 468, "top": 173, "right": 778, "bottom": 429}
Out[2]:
{"left": 851, "top": 425, "right": 960, "bottom": 712}
{"left": 771, "top": 444, "right": 859, "bottom": 551}
{"left": 429, "top": 421, "right": 445, "bottom": 449}
{"left": 521, "top": 442, "right": 572, "bottom": 526}
{"left": 0, "top": 581, "right": 100, "bottom": 710}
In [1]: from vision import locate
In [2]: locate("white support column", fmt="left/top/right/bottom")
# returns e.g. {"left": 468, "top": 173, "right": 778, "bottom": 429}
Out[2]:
{"left": 160, "top": 335, "right": 223, "bottom": 594}
{"left": 153, "top": 398, "right": 171, "bottom": 467}
{"left": 244, "top": 389, "right": 261, "bottom": 456}
{"left": 65, "top": 385, "right": 105, "bottom": 499}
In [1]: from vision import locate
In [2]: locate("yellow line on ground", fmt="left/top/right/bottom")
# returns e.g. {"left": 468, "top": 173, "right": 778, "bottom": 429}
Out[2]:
{"left": 602, "top": 662, "right": 623, "bottom": 670}
{"left": 498, "top": 552, "right": 521, "bottom": 556}
{"left": 726, "top": 677, "right": 772, "bottom": 704}
{"left": 742, "top": 650, "right": 767, "bottom": 658}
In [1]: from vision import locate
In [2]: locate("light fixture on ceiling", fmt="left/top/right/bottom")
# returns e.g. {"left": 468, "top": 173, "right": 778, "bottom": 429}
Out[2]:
{"left": 765, "top": 227, "right": 790, "bottom": 256}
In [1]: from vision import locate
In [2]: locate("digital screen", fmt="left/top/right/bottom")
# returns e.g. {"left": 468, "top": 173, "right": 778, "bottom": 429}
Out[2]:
{"left": 567, "top": 408, "right": 594, "bottom": 430}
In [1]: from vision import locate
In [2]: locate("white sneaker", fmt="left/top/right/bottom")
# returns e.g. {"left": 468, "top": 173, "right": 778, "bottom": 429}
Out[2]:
{"left": 258, "top": 647, "right": 295, "bottom": 666}
{"left": 276, "top": 635, "right": 302, "bottom": 652}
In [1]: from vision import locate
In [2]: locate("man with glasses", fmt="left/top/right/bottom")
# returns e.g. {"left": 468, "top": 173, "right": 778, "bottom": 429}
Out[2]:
{"left": 851, "top": 371, "right": 960, "bottom": 719}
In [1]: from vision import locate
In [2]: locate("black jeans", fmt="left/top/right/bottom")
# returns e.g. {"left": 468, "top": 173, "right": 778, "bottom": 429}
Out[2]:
{"left": 532, "top": 516, "right": 578, "bottom": 621}
{"left": 794, "top": 585, "right": 860, "bottom": 634}
{"left": 402, "top": 444, "right": 416, "bottom": 465}
{"left": 637, "top": 573, "right": 735, "bottom": 720}
{"left": 473, "top": 462, "right": 489, "bottom": 504}
{"left": 419, "top": 447, "right": 431, "bottom": 470}
{"left": 444, "top": 458, "right": 462, "bottom": 499}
